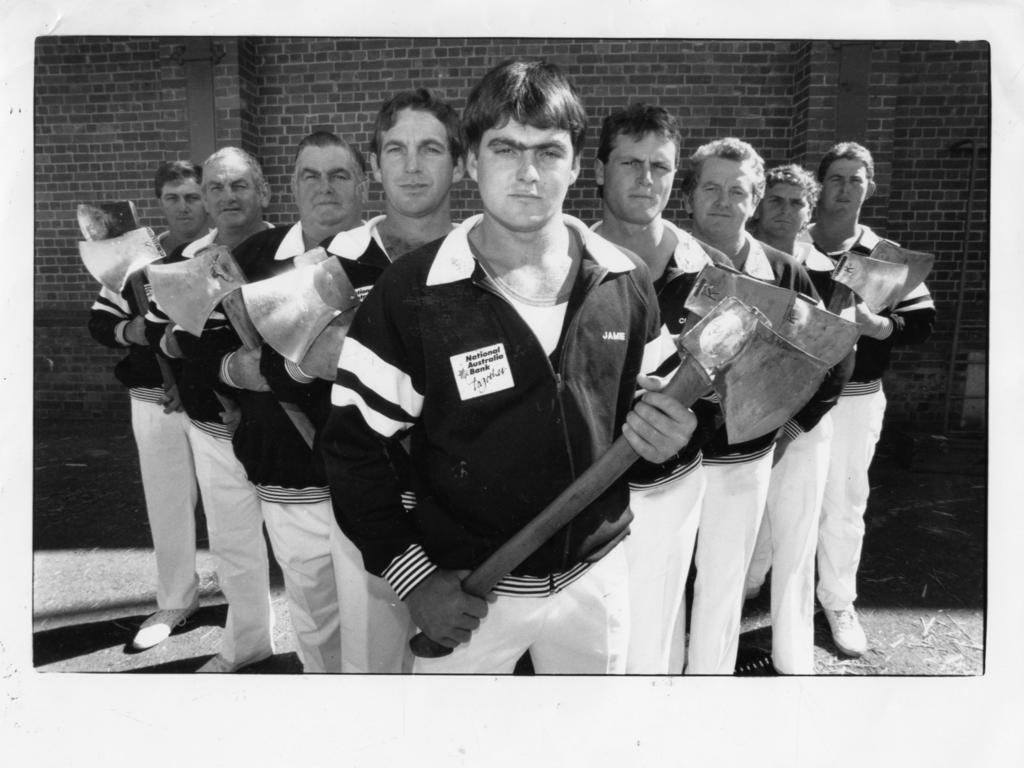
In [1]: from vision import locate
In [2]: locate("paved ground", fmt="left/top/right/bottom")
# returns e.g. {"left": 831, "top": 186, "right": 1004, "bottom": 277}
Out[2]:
{"left": 31, "top": 414, "right": 985, "bottom": 675}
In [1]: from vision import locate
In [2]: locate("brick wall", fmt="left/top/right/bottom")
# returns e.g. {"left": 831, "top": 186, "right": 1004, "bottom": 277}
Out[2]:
{"left": 34, "top": 37, "right": 989, "bottom": 433}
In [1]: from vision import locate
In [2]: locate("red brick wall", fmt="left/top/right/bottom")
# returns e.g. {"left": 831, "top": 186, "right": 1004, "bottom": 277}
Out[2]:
{"left": 34, "top": 36, "right": 989, "bottom": 433}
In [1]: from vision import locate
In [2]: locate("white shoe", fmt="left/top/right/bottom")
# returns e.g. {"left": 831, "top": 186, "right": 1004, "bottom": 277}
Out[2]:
{"left": 824, "top": 607, "right": 868, "bottom": 657}
{"left": 197, "top": 651, "right": 273, "bottom": 674}
{"left": 131, "top": 599, "right": 199, "bottom": 650}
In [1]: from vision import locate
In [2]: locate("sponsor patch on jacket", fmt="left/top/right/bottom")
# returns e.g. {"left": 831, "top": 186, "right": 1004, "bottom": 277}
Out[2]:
{"left": 355, "top": 285, "right": 374, "bottom": 301}
{"left": 450, "top": 343, "right": 515, "bottom": 400}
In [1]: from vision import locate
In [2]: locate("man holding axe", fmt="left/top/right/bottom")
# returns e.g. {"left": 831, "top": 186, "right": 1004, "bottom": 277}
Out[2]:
{"left": 145, "top": 147, "right": 276, "bottom": 673}
{"left": 809, "top": 142, "right": 936, "bottom": 658}
{"left": 85, "top": 160, "right": 208, "bottom": 651}
{"left": 291, "top": 90, "right": 466, "bottom": 673}
{"left": 742, "top": 163, "right": 858, "bottom": 674}
{"left": 322, "top": 59, "right": 697, "bottom": 674}
{"left": 155, "top": 135, "right": 374, "bottom": 673}
{"left": 591, "top": 103, "right": 727, "bottom": 674}
{"left": 680, "top": 138, "right": 851, "bottom": 674}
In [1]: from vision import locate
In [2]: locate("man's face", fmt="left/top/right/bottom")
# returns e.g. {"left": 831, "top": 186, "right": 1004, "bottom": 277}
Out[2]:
{"left": 371, "top": 108, "right": 463, "bottom": 219}
{"left": 688, "top": 155, "right": 760, "bottom": 242}
{"left": 158, "top": 178, "right": 206, "bottom": 242}
{"left": 597, "top": 131, "right": 677, "bottom": 226}
{"left": 818, "top": 158, "right": 875, "bottom": 219}
{"left": 201, "top": 154, "right": 269, "bottom": 233}
{"left": 757, "top": 182, "right": 813, "bottom": 243}
{"left": 467, "top": 119, "right": 580, "bottom": 234}
{"left": 292, "top": 144, "right": 366, "bottom": 235}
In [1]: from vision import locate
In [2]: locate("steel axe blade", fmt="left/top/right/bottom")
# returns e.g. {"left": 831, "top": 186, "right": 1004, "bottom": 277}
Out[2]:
{"left": 775, "top": 293, "right": 861, "bottom": 369}
{"left": 147, "top": 245, "right": 247, "bottom": 336}
{"left": 241, "top": 257, "right": 362, "bottom": 364}
{"left": 77, "top": 201, "right": 139, "bottom": 241}
{"left": 832, "top": 242, "right": 934, "bottom": 313}
{"left": 79, "top": 227, "right": 167, "bottom": 295}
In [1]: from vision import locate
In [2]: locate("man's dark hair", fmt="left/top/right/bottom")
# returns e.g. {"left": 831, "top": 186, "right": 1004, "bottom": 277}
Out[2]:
{"left": 153, "top": 160, "right": 201, "bottom": 198}
{"left": 370, "top": 89, "right": 465, "bottom": 161}
{"left": 681, "top": 137, "right": 766, "bottom": 203}
{"left": 816, "top": 141, "right": 875, "bottom": 183}
{"left": 462, "top": 58, "right": 587, "bottom": 156}
{"left": 293, "top": 130, "right": 368, "bottom": 176}
{"left": 597, "top": 103, "right": 681, "bottom": 165}
{"left": 764, "top": 163, "right": 821, "bottom": 208}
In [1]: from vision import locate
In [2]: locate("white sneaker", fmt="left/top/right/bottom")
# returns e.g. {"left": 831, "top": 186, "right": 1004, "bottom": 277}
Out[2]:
{"left": 131, "top": 599, "right": 199, "bottom": 650}
{"left": 197, "top": 651, "right": 272, "bottom": 674}
{"left": 825, "top": 607, "right": 868, "bottom": 657}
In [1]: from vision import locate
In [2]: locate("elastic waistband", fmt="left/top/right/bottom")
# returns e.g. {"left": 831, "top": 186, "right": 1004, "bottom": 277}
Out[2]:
{"left": 842, "top": 379, "right": 883, "bottom": 397}
{"left": 128, "top": 386, "right": 165, "bottom": 405}
{"left": 492, "top": 560, "right": 593, "bottom": 597}
{"left": 256, "top": 485, "right": 331, "bottom": 504}
{"left": 628, "top": 453, "right": 702, "bottom": 491}
{"left": 189, "top": 418, "right": 233, "bottom": 442}
{"left": 702, "top": 443, "right": 774, "bottom": 466}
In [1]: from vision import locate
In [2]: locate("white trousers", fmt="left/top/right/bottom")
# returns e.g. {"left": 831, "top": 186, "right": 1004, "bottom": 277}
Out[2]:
{"left": 624, "top": 468, "right": 706, "bottom": 674}
{"left": 130, "top": 398, "right": 199, "bottom": 610}
{"left": 686, "top": 452, "right": 774, "bottom": 674}
{"left": 330, "top": 522, "right": 415, "bottom": 673}
{"left": 747, "top": 416, "right": 834, "bottom": 674}
{"left": 413, "top": 546, "right": 630, "bottom": 675}
{"left": 817, "top": 389, "right": 887, "bottom": 611}
{"left": 189, "top": 425, "right": 274, "bottom": 666}
{"left": 261, "top": 499, "right": 342, "bottom": 674}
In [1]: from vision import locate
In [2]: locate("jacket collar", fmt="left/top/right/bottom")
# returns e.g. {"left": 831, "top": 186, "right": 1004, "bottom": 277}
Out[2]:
{"left": 856, "top": 224, "right": 882, "bottom": 252}
{"left": 180, "top": 223, "right": 274, "bottom": 259}
{"left": 274, "top": 222, "right": 306, "bottom": 260}
{"left": 794, "top": 230, "right": 836, "bottom": 271}
{"left": 589, "top": 218, "right": 714, "bottom": 275}
{"left": 427, "top": 214, "right": 636, "bottom": 287}
{"left": 324, "top": 215, "right": 388, "bottom": 261}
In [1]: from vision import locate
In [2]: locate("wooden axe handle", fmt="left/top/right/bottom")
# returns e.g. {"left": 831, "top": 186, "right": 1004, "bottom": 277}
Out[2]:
{"left": 221, "top": 289, "right": 317, "bottom": 450}
{"left": 127, "top": 271, "right": 177, "bottom": 392}
{"left": 409, "top": 354, "right": 712, "bottom": 659}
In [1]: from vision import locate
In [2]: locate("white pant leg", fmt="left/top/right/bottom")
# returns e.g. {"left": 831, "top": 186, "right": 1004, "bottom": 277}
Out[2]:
{"left": 329, "top": 522, "right": 414, "bottom": 673}
{"left": 625, "top": 468, "right": 705, "bottom": 674}
{"left": 531, "top": 545, "right": 631, "bottom": 675}
{"left": 817, "top": 390, "right": 887, "bottom": 611}
{"left": 130, "top": 398, "right": 199, "bottom": 610}
{"left": 189, "top": 425, "right": 274, "bottom": 665}
{"left": 262, "top": 499, "right": 341, "bottom": 673}
{"left": 413, "top": 547, "right": 630, "bottom": 675}
{"left": 686, "top": 452, "right": 774, "bottom": 674}
{"left": 764, "top": 416, "right": 833, "bottom": 674}
{"left": 744, "top": 509, "right": 773, "bottom": 594}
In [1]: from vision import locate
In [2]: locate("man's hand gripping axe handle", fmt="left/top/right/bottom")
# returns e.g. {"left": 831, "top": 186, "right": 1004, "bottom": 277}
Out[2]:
{"left": 408, "top": 297, "right": 759, "bottom": 659}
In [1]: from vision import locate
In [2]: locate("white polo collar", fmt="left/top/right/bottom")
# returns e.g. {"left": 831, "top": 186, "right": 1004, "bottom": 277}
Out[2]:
{"left": 589, "top": 219, "right": 712, "bottom": 275}
{"left": 274, "top": 222, "right": 306, "bottom": 260}
{"left": 427, "top": 214, "right": 636, "bottom": 287}
{"left": 324, "top": 215, "right": 387, "bottom": 261}
{"left": 741, "top": 231, "right": 777, "bottom": 281}
{"left": 180, "top": 223, "right": 274, "bottom": 259}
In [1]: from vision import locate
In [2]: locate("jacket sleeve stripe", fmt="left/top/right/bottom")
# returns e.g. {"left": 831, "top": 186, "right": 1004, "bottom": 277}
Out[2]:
{"left": 381, "top": 543, "right": 438, "bottom": 599}
{"left": 332, "top": 336, "right": 423, "bottom": 416}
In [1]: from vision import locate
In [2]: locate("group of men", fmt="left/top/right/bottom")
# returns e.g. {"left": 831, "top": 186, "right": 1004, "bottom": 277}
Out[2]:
{"left": 88, "top": 57, "right": 934, "bottom": 675}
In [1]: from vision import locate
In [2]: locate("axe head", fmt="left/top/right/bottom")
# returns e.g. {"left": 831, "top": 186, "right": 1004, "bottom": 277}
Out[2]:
{"left": 833, "top": 242, "right": 935, "bottom": 312}
{"left": 685, "top": 263, "right": 795, "bottom": 330}
{"left": 146, "top": 245, "right": 247, "bottom": 337}
{"left": 77, "top": 201, "right": 139, "bottom": 241}
{"left": 78, "top": 227, "right": 166, "bottom": 294}
{"left": 242, "top": 258, "right": 362, "bottom": 363}
{"left": 774, "top": 293, "right": 861, "bottom": 369}
{"left": 678, "top": 295, "right": 831, "bottom": 443}
{"left": 715, "top": 322, "right": 830, "bottom": 443}
{"left": 292, "top": 245, "right": 331, "bottom": 269}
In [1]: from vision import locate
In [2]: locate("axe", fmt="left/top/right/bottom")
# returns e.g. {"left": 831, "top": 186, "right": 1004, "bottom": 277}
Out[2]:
{"left": 409, "top": 296, "right": 828, "bottom": 658}
{"left": 77, "top": 202, "right": 178, "bottom": 396}
{"left": 241, "top": 256, "right": 362, "bottom": 367}
{"left": 147, "top": 245, "right": 317, "bottom": 448}
{"left": 831, "top": 241, "right": 935, "bottom": 314}
{"left": 683, "top": 263, "right": 859, "bottom": 441}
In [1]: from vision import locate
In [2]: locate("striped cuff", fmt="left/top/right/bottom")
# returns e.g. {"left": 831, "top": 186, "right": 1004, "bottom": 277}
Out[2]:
{"left": 285, "top": 358, "right": 317, "bottom": 384}
{"left": 114, "top": 320, "right": 131, "bottom": 346}
{"left": 382, "top": 544, "right": 438, "bottom": 599}
{"left": 781, "top": 419, "right": 805, "bottom": 441}
{"left": 220, "top": 351, "right": 240, "bottom": 388}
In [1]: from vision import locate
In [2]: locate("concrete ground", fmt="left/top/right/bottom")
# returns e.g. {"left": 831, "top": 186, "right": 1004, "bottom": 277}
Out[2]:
{"left": 31, "top": 414, "right": 985, "bottom": 675}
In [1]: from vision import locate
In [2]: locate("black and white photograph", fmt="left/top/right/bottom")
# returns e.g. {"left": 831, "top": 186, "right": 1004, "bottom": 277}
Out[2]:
{"left": 3, "top": 0, "right": 1021, "bottom": 765}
